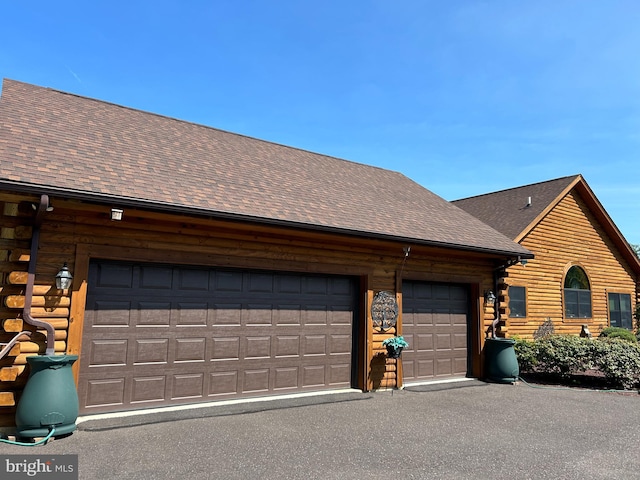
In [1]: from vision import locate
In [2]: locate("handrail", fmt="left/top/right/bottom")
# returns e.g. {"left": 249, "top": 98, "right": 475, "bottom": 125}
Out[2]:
{"left": 0, "top": 331, "right": 32, "bottom": 360}
{"left": 23, "top": 194, "right": 56, "bottom": 355}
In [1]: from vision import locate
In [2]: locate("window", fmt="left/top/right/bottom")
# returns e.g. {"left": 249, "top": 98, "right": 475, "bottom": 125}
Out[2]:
{"left": 608, "top": 293, "right": 633, "bottom": 329}
{"left": 564, "top": 266, "right": 591, "bottom": 318}
{"left": 509, "top": 286, "right": 526, "bottom": 318}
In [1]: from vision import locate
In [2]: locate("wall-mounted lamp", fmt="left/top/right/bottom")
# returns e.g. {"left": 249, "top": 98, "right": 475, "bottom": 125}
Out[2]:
{"left": 111, "top": 208, "right": 124, "bottom": 221}
{"left": 55, "top": 263, "right": 73, "bottom": 290}
{"left": 484, "top": 290, "right": 496, "bottom": 306}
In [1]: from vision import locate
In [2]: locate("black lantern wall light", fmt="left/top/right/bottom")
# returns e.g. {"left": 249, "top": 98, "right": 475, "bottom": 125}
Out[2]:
{"left": 484, "top": 290, "right": 496, "bottom": 306}
{"left": 55, "top": 263, "right": 73, "bottom": 290}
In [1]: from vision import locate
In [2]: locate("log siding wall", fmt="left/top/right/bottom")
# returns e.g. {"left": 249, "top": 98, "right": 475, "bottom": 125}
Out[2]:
{"left": 1, "top": 192, "right": 496, "bottom": 428}
{"left": 506, "top": 191, "right": 638, "bottom": 338}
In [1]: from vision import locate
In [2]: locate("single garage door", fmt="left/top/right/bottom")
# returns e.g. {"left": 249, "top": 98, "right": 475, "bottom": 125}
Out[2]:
{"left": 78, "top": 260, "right": 357, "bottom": 414}
{"left": 401, "top": 281, "right": 469, "bottom": 383}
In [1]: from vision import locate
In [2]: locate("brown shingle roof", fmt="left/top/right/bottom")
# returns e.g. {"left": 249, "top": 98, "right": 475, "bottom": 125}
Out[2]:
{"left": 454, "top": 175, "right": 640, "bottom": 273}
{"left": 453, "top": 176, "right": 580, "bottom": 240}
{"left": 0, "top": 79, "right": 531, "bottom": 257}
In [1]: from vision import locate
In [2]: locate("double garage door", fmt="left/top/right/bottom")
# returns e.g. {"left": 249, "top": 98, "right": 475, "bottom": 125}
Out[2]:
{"left": 402, "top": 280, "right": 470, "bottom": 383}
{"left": 78, "top": 260, "right": 357, "bottom": 414}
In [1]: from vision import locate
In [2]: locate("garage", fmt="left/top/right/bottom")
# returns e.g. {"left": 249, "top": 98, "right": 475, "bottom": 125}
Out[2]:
{"left": 78, "top": 260, "right": 357, "bottom": 413}
{"left": 401, "top": 281, "right": 470, "bottom": 383}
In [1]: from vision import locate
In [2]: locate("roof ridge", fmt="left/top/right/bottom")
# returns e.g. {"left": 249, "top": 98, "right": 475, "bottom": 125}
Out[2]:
{"left": 453, "top": 174, "right": 581, "bottom": 202}
{"left": 2, "top": 78, "right": 399, "bottom": 175}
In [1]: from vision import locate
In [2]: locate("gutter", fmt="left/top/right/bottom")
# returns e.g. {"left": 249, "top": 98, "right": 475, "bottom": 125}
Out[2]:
{"left": 0, "top": 180, "right": 534, "bottom": 260}
{"left": 23, "top": 194, "right": 56, "bottom": 356}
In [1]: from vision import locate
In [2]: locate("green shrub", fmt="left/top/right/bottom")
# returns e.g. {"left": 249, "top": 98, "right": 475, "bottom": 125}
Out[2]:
{"left": 513, "top": 338, "right": 538, "bottom": 372}
{"left": 592, "top": 338, "right": 640, "bottom": 389}
{"left": 534, "top": 335, "right": 594, "bottom": 376}
{"left": 513, "top": 334, "right": 640, "bottom": 390}
{"left": 599, "top": 327, "right": 637, "bottom": 343}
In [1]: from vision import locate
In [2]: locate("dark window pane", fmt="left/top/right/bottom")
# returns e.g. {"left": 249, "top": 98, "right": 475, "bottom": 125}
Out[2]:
{"left": 509, "top": 286, "right": 526, "bottom": 318}
{"left": 565, "top": 290, "right": 578, "bottom": 318}
{"left": 609, "top": 293, "right": 633, "bottom": 329}
{"left": 564, "top": 266, "right": 590, "bottom": 290}
{"left": 578, "top": 290, "right": 592, "bottom": 318}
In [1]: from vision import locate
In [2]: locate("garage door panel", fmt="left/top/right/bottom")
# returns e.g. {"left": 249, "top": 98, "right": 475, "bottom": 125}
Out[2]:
{"left": 211, "top": 304, "right": 242, "bottom": 325}
{"left": 139, "top": 266, "right": 173, "bottom": 289}
{"left": 176, "top": 269, "right": 211, "bottom": 291}
{"left": 435, "top": 358, "right": 453, "bottom": 376}
{"left": 92, "top": 302, "right": 132, "bottom": 326}
{"left": 171, "top": 374, "right": 204, "bottom": 400}
{"left": 174, "top": 338, "right": 207, "bottom": 363}
{"left": 402, "top": 281, "right": 469, "bottom": 383}
{"left": 329, "top": 363, "right": 351, "bottom": 384}
{"left": 303, "top": 334, "right": 327, "bottom": 356}
{"left": 435, "top": 333, "right": 452, "bottom": 349}
{"left": 89, "top": 340, "right": 128, "bottom": 366}
{"left": 303, "top": 308, "right": 328, "bottom": 325}
{"left": 134, "top": 338, "right": 169, "bottom": 364}
{"left": 174, "top": 303, "right": 209, "bottom": 326}
{"left": 275, "top": 305, "right": 302, "bottom": 325}
{"left": 302, "top": 365, "right": 326, "bottom": 387}
{"left": 131, "top": 376, "right": 166, "bottom": 403}
{"left": 275, "top": 335, "right": 300, "bottom": 357}
{"left": 80, "top": 261, "right": 356, "bottom": 413}
{"left": 277, "top": 276, "right": 302, "bottom": 294}
{"left": 453, "top": 333, "right": 467, "bottom": 349}
{"left": 136, "top": 304, "right": 172, "bottom": 326}
{"left": 244, "top": 336, "right": 272, "bottom": 359}
{"left": 85, "top": 379, "right": 126, "bottom": 408}
{"left": 211, "top": 336, "right": 241, "bottom": 360}
{"left": 243, "top": 369, "right": 270, "bottom": 393}
{"left": 330, "top": 334, "right": 351, "bottom": 354}
{"left": 214, "top": 271, "right": 243, "bottom": 292}
{"left": 93, "top": 263, "right": 134, "bottom": 288}
{"left": 329, "top": 308, "right": 353, "bottom": 326}
{"left": 244, "top": 305, "right": 273, "bottom": 325}
{"left": 274, "top": 367, "right": 299, "bottom": 390}
{"left": 413, "top": 333, "right": 433, "bottom": 352}
{"left": 417, "top": 360, "right": 434, "bottom": 377}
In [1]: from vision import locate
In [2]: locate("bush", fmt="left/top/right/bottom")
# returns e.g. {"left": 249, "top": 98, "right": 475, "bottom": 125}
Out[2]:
{"left": 599, "top": 327, "right": 637, "bottom": 343}
{"left": 592, "top": 339, "right": 640, "bottom": 389}
{"left": 534, "top": 335, "right": 594, "bottom": 376}
{"left": 513, "top": 338, "right": 538, "bottom": 372}
{"left": 513, "top": 335, "right": 640, "bottom": 390}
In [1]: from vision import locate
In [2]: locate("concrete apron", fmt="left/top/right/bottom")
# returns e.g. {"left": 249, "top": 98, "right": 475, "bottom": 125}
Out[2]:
{"left": 76, "top": 377, "right": 483, "bottom": 432}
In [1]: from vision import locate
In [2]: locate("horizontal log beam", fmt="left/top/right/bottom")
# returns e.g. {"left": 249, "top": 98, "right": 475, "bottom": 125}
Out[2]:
{"left": 0, "top": 366, "right": 22, "bottom": 382}
{"left": 5, "top": 295, "right": 71, "bottom": 309}
{"left": 0, "top": 392, "right": 15, "bottom": 407}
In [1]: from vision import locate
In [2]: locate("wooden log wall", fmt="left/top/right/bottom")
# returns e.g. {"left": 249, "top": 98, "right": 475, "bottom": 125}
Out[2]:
{"left": 0, "top": 194, "right": 72, "bottom": 427}
{"left": 0, "top": 191, "right": 497, "bottom": 427}
{"left": 506, "top": 191, "right": 638, "bottom": 338}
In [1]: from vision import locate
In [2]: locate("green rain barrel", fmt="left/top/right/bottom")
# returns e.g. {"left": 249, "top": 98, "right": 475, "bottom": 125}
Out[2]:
{"left": 484, "top": 338, "right": 519, "bottom": 383}
{"left": 15, "top": 355, "right": 79, "bottom": 438}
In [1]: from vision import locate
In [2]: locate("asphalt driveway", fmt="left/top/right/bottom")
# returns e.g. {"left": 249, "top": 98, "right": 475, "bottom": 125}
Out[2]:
{"left": 3, "top": 380, "right": 639, "bottom": 479}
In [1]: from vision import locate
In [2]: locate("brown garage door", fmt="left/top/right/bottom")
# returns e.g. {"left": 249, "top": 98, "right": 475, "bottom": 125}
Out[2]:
{"left": 78, "top": 261, "right": 356, "bottom": 414}
{"left": 401, "top": 281, "right": 469, "bottom": 383}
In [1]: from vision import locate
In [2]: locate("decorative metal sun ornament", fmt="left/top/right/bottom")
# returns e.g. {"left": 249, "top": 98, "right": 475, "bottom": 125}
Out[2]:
{"left": 371, "top": 291, "right": 399, "bottom": 332}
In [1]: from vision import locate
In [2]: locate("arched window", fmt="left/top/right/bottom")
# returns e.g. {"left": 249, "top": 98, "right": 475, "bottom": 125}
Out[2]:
{"left": 564, "top": 266, "right": 591, "bottom": 318}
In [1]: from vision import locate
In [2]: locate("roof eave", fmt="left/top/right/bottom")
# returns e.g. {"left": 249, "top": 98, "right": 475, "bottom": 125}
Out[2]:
{"left": 0, "top": 179, "right": 532, "bottom": 260}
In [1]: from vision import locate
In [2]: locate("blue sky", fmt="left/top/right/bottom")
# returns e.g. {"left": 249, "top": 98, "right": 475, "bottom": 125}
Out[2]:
{"left": 2, "top": 1, "right": 639, "bottom": 244}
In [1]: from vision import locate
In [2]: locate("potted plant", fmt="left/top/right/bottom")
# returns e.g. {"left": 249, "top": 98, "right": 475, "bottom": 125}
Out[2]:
{"left": 382, "top": 336, "right": 409, "bottom": 359}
